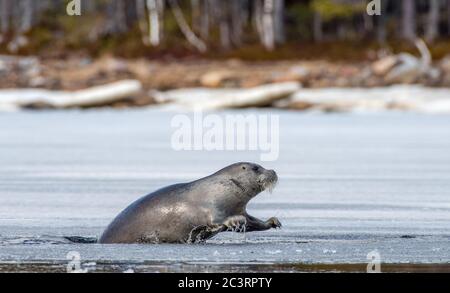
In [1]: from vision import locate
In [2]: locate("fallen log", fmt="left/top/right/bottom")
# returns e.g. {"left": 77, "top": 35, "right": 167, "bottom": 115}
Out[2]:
{"left": 0, "top": 80, "right": 142, "bottom": 110}
{"left": 372, "top": 39, "right": 439, "bottom": 84}
{"left": 151, "top": 82, "right": 301, "bottom": 110}
{"left": 275, "top": 85, "right": 450, "bottom": 113}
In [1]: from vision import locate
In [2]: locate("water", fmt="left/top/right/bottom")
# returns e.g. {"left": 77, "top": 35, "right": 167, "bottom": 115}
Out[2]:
{"left": 0, "top": 109, "right": 449, "bottom": 272}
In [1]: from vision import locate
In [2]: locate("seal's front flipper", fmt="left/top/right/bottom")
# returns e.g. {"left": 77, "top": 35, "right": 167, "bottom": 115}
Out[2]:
{"left": 187, "top": 225, "right": 223, "bottom": 243}
{"left": 245, "top": 214, "right": 282, "bottom": 232}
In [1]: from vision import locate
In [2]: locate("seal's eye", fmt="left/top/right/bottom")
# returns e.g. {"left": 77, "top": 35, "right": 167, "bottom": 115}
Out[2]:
{"left": 242, "top": 166, "right": 246, "bottom": 170}
{"left": 252, "top": 166, "right": 259, "bottom": 172}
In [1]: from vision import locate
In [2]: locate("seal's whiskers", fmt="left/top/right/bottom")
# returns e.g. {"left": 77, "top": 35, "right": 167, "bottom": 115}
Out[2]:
{"left": 261, "top": 176, "right": 278, "bottom": 193}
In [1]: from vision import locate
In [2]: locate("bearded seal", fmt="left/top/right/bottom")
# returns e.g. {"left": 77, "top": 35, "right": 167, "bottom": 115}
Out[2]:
{"left": 99, "top": 162, "right": 281, "bottom": 244}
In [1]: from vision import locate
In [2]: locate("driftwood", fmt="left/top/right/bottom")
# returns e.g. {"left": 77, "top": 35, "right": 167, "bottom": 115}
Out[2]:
{"left": 0, "top": 80, "right": 142, "bottom": 110}
{"left": 275, "top": 85, "right": 450, "bottom": 113}
{"left": 372, "top": 39, "right": 438, "bottom": 84}
{"left": 168, "top": 0, "right": 207, "bottom": 52}
{"left": 152, "top": 82, "right": 301, "bottom": 110}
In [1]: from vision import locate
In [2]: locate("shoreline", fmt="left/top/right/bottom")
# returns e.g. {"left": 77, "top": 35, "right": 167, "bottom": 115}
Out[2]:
{"left": 2, "top": 53, "right": 450, "bottom": 112}
{"left": 2, "top": 54, "right": 450, "bottom": 92}
{"left": 1, "top": 261, "right": 449, "bottom": 273}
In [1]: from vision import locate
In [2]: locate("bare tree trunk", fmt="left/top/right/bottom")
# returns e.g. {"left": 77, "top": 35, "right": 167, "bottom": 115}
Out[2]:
{"left": 147, "top": 0, "right": 161, "bottom": 46}
{"left": 363, "top": 9, "right": 374, "bottom": 34}
{"left": 253, "top": 0, "right": 264, "bottom": 44}
{"left": 136, "top": 0, "right": 149, "bottom": 45}
{"left": 20, "top": 0, "right": 34, "bottom": 33}
{"left": 0, "top": 0, "right": 11, "bottom": 34}
{"left": 200, "top": 0, "right": 210, "bottom": 41}
{"left": 426, "top": 0, "right": 440, "bottom": 42}
{"left": 208, "top": 0, "right": 219, "bottom": 27}
{"left": 82, "top": 0, "right": 96, "bottom": 14}
{"left": 274, "top": 0, "right": 285, "bottom": 44}
{"left": 448, "top": 0, "right": 450, "bottom": 36}
{"left": 337, "top": 22, "right": 348, "bottom": 40}
{"left": 191, "top": 0, "right": 201, "bottom": 33}
{"left": 168, "top": 0, "right": 207, "bottom": 52}
{"left": 402, "top": 0, "right": 416, "bottom": 41}
{"left": 106, "top": 0, "right": 128, "bottom": 34}
{"left": 377, "top": 0, "right": 388, "bottom": 43}
{"left": 231, "top": 0, "right": 243, "bottom": 46}
{"left": 157, "top": 0, "right": 165, "bottom": 40}
{"left": 125, "top": 0, "right": 138, "bottom": 28}
{"left": 313, "top": 12, "right": 323, "bottom": 42}
{"left": 116, "top": 0, "right": 128, "bottom": 33}
{"left": 219, "top": 0, "right": 231, "bottom": 49}
{"left": 262, "top": 0, "right": 275, "bottom": 50}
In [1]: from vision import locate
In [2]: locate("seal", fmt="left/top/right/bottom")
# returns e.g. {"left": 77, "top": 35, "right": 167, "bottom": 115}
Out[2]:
{"left": 99, "top": 162, "right": 281, "bottom": 244}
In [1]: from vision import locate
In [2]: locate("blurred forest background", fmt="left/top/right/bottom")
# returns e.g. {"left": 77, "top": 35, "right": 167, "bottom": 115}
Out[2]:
{"left": 0, "top": 0, "right": 450, "bottom": 59}
{"left": 2, "top": 0, "right": 450, "bottom": 111}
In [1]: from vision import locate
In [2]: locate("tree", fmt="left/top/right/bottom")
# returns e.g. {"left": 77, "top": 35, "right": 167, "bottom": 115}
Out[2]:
{"left": 402, "top": 0, "right": 416, "bottom": 41}
{"left": 251, "top": 0, "right": 278, "bottom": 50}
{"left": 262, "top": 0, "right": 275, "bottom": 50}
{"left": 230, "top": 0, "right": 244, "bottom": 46}
{"left": 105, "top": 0, "right": 128, "bottom": 34}
{"left": 448, "top": 0, "right": 450, "bottom": 36}
{"left": 274, "top": 0, "right": 285, "bottom": 44}
{"left": 0, "top": 0, "right": 449, "bottom": 54}
{"left": 376, "top": 0, "right": 388, "bottom": 43}
{"left": 19, "top": 0, "right": 34, "bottom": 33}
{"left": 168, "top": 0, "right": 207, "bottom": 52}
{"left": 0, "top": 0, "right": 11, "bottom": 34}
{"left": 313, "top": 11, "right": 323, "bottom": 42}
{"left": 147, "top": 0, "right": 161, "bottom": 46}
{"left": 136, "top": 0, "right": 149, "bottom": 44}
{"left": 426, "top": 0, "right": 440, "bottom": 42}
{"left": 253, "top": 0, "right": 264, "bottom": 44}
{"left": 200, "top": 0, "right": 210, "bottom": 41}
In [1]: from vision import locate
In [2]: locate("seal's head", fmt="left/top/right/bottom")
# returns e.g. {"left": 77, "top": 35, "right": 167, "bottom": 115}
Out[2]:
{"left": 216, "top": 162, "right": 278, "bottom": 200}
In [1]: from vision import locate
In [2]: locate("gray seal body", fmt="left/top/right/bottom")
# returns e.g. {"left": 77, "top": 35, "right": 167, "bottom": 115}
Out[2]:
{"left": 99, "top": 162, "right": 281, "bottom": 244}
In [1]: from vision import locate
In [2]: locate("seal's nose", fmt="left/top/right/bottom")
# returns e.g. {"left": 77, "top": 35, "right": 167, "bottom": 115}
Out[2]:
{"left": 268, "top": 169, "right": 278, "bottom": 181}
